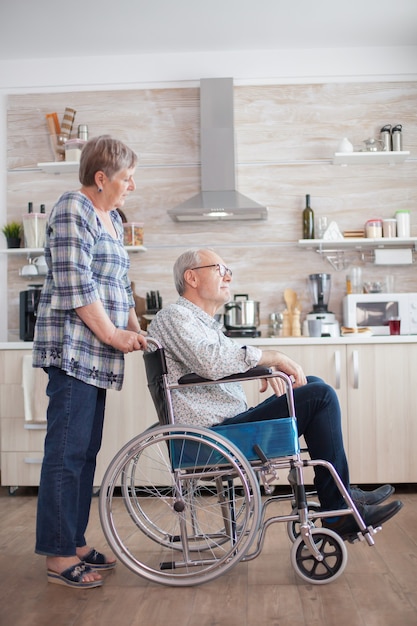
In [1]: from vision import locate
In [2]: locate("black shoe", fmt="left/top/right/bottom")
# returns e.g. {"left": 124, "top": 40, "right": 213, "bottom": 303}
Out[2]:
{"left": 322, "top": 500, "right": 403, "bottom": 540}
{"left": 350, "top": 484, "right": 394, "bottom": 506}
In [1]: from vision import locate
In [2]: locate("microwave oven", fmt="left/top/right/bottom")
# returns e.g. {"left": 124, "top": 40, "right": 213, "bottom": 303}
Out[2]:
{"left": 343, "top": 293, "right": 417, "bottom": 335}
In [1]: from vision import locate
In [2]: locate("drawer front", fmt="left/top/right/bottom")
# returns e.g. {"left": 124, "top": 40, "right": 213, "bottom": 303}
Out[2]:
{"left": 1, "top": 451, "right": 43, "bottom": 486}
{"left": 1, "top": 418, "right": 46, "bottom": 452}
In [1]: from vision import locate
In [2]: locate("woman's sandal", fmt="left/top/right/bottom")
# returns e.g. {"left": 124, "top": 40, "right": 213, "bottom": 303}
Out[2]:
{"left": 82, "top": 548, "right": 117, "bottom": 570}
{"left": 47, "top": 562, "right": 103, "bottom": 588}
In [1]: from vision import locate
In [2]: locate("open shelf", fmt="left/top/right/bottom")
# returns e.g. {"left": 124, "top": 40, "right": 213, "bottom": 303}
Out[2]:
{"left": 1, "top": 246, "right": 147, "bottom": 255}
{"left": 37, "top": 161, "right": 80, "bottom": 174}
{"left": 298, "top": 237, "right": 417, "bottom": 250}
{"left": 333, "top": 151, "right": 410, "bottom": 165}
{"left": 298, "top": 237, "right": 417, "bottom": 270}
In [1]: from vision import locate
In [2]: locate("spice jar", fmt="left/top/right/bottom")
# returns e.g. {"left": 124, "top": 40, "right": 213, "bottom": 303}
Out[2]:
{"left": 123, "top": 222, "right": 144, "bottom": 246}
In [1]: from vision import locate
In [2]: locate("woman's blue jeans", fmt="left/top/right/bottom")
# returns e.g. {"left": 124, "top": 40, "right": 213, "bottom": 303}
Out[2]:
{"left": 221, "top": 376, "right": 350, "bottom": 510}
{"left": 35, "top": 367, "right": 106, "bottom": 557}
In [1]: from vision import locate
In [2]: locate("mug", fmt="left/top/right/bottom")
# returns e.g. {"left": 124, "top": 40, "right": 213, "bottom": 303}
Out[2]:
{"left": 32, "top": 255, "right": 48, "bottom": 275}
{"left": 20, "top": 263, "right": 38, "bottom": 277}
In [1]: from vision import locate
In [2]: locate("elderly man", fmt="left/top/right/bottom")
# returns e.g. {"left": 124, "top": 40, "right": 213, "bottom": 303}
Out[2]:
{"left": 148, "top": 248, "right": 402, "bottom": 538}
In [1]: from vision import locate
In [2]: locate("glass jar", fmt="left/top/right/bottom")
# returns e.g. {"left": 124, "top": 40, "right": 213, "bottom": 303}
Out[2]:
{"left": 365, "top": 219, "right": 383, "bottom": 238}
{"left": 123, "top": 222, "right": 144, "bottom": 246}
{"left": 22, "top": 213, "right": 47, "bottom": 248}
{"left": 64, "top": 138, "right": 86, "bottom": 162}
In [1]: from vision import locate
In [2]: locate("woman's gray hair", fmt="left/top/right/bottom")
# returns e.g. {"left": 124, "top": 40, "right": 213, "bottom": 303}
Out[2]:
{"left": 79, "top": 135, "right": 138, "bottom": 187}
{"left": 173, "top": 249, "right": 203, "bottom": 295}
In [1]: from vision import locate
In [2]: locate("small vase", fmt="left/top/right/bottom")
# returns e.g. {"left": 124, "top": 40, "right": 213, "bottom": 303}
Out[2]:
{"left": 337, "top": 137, "right": 354, "bottom": 153}
{"left": 6, "top": 237, "right": 21, "bottom": 249}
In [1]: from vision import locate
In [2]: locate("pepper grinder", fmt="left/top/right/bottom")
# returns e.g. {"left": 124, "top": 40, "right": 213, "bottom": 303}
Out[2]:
{"left": 282, "top": 309, "right": 292, "bottom": 337}
{"left": 78, "top": 124, "right": 88, "bottom": 141}
{"left": 291, "top": 308, "right": 301, "bottom": 337}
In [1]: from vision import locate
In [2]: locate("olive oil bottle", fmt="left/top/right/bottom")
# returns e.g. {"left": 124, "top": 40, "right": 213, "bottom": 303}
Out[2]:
{"left": 302, "top": 194, "right": 314, "bottom": 239}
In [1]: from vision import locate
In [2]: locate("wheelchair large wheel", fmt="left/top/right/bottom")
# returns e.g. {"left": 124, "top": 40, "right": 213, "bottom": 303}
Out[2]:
{"left": 99, "top": 424, "right": 261, "bottom": 586}
{"left": 120, "top": 443, "right": 251, "bottom": 553}
{"left": 290, "top": 527, "right": 347, "bottom": 584}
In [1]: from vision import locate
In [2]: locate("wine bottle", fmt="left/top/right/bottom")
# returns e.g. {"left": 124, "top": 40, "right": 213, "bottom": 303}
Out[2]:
{"left": 302, "top": 194, "right": 314, "bottom": 239}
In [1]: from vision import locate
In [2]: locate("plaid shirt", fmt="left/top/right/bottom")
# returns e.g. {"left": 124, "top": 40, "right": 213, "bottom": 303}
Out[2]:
{"left": 148, "top": 297, "right": 262, "bottom": 427}
{"left": 32, "top": 191, "right": 134, "bottom": 391}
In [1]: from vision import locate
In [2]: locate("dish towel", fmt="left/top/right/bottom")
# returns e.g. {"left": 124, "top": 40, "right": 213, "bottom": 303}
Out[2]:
{"left": 22, "top": 355, "right": 48, "bottom": 422}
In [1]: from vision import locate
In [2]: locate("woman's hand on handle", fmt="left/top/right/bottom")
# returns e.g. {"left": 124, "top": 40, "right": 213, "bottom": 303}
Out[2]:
{"left": 109, "top": 329, "right": 147, "bottom": 353}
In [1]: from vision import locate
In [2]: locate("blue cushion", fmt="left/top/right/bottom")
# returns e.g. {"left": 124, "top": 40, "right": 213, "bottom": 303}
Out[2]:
{"left": 212, "top": 417, "right": 300, "bottom": 460}
{"left": 170, "top": 417, "right": 299, "bottom": 469}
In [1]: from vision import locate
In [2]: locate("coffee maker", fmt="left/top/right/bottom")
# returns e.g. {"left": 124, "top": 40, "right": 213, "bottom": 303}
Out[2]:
{"left": 19, "top": 285, "right": 42, "bottom": 341}
{"left": 305, "top": 273, "right": 340, "bottom": 337}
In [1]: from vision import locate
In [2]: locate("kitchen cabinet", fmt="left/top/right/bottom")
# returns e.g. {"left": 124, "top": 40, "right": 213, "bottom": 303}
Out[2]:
{"left": 345, "top": 343, "right": 417, "bottom": 483}
{"left": 0, "top": 350, "right": 46, "bottom": 491}
{"left": 2, "top": 341, "right": 417, "bottom": 490}
{"left": 253, "top": 342, "right": 417, "bottom": 483}
{"left": 94, "top": 351, "right": 157, "bottom": 482}
{"left": 0, "top": 349, "right": 155, "bottom": 491}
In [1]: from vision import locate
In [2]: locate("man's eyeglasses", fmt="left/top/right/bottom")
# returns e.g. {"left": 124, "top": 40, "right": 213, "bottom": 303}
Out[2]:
{"left": 190, "top": 263, "right": 233, "bottom": 278}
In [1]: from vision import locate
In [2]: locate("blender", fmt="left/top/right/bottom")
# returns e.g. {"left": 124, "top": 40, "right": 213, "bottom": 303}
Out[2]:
{"left": 305, "top": 273, "right": 340, "bottom": 337}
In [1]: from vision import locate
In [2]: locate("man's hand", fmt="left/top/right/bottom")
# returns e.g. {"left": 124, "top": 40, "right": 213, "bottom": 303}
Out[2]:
{"left": 258, "top": 349, "right": 307, "bottom": 389}
{"left": 259, "top": 375, "right": 288, "bottom": 397}
{"left": 259, "top": 369, "right": 298, "bottom": 397}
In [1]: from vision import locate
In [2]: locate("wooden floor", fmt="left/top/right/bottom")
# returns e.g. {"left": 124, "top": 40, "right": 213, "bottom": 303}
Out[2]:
{"left": 0, "top": 485, "right": 416, "bottom": 626}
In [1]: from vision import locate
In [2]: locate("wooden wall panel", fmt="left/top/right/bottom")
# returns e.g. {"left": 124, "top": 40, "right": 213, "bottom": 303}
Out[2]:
{"left": 6, "top": 82, "right": 417, "bottom": 337}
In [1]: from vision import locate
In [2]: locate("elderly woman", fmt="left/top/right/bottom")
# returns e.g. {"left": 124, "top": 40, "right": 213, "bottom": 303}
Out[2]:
{"left": 33, "top": 135, "right": 147, "bottom": 588}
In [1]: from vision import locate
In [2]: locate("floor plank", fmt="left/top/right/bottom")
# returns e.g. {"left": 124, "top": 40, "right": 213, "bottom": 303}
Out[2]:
{"left": 0, "top": 485, "right": 416, "bottom": 626}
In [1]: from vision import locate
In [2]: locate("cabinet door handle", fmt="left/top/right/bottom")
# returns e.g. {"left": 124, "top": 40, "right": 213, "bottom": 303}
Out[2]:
{"left": 352, "top": 350, "right": 359, "bottom": 389}
{"left": 334, "top": 350, "right": 341, "bottom": 389}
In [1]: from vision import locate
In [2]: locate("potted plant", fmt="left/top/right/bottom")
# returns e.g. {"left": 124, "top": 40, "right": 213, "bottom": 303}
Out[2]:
{"left": 1, "top": 221, "right": 22, "bottom": 248}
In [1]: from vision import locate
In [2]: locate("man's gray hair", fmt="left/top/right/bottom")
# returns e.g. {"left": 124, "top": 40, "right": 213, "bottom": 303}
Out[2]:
{"left": 173, "top": 249, "right": 203, "bottom": 295}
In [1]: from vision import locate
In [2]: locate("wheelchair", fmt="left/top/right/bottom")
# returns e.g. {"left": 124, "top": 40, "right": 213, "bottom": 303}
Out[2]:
{"left": 99, "top": 338, "right": 380, "bottom": 587}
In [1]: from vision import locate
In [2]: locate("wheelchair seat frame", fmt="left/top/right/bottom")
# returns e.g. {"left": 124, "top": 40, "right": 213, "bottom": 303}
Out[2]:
{"left": 99, "top": 338, "right": 380, "bottom": 586}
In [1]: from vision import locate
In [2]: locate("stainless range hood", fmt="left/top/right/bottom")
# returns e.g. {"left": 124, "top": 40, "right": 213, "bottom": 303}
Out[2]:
{"left": 168, "top": 78, "right": 268, "bottom": 222}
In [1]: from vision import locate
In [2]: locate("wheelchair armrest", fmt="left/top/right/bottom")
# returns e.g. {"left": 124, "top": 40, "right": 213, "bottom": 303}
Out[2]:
{"left": 178, "top": 365, "right": 273, "bottom": 385}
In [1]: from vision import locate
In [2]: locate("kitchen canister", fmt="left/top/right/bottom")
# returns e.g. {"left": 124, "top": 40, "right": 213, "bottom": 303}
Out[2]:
{"left": 22, "top": 212, "right": 47, "bottom": 248}
{"left": 123, "top": 222, "right": 144, "bottom": 246}
{"left": 380, "top": 124, "right": 391, "bottom": 151}
{"left": 391, "top": 124, "right": 403, "bottom": 151}
{"left": 365, "top": 219, "right": 383, "bottom": 238}
{"left": 395, "top": 210, "right": 410, "bottom": 238}
{"left": 64, "top": 138, "right": 86, "bottom": 162}
{"left": 382, "top": 219, "right": 397, "bottom": 238}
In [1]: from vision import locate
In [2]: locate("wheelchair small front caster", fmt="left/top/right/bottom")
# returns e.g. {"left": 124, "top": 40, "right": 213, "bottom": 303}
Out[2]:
{"left": 290, "top": 527, "right": 347, "bottom": 584}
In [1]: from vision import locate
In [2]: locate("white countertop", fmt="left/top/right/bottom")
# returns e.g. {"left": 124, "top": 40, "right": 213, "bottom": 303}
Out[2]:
{"left": 234, "top": 335, "right": 417, "bottom": 346}
{"left": 0, "top": 342, "right": 34, "bottom": 349}
{"left": 2, "top": 335, "right": 417, "bottom": 350}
